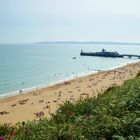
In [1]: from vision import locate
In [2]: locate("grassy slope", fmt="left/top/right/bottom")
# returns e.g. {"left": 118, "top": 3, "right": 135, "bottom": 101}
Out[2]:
{"left": 0, "top": 73, "right": 140, "bottom": 140}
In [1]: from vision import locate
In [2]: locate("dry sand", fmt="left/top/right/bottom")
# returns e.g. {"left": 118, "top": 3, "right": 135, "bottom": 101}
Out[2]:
{"left": 0, "top": 61, "right": 140, "bottom": 124}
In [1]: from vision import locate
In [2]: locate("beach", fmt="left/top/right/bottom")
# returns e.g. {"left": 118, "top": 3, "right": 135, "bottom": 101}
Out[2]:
{"left": 0, "top": 61, "right": 140, "bottom": 124}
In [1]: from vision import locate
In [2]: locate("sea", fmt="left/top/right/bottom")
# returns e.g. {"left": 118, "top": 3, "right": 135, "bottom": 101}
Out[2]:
{"left": 0, "top": 42, "right": 140, "bottom": 97}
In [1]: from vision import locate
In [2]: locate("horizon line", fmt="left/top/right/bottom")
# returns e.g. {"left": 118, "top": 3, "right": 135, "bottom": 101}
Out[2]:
{"left": 0, "top": 40, "right": 140, "bottom": 45}
{"left": 37, "top": 41, "right": 140, "bottom": 45}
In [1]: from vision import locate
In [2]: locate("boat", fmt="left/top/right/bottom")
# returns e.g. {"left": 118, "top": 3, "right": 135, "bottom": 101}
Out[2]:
{"left": 72, "top": 57, "right": 77, "bottom": 59}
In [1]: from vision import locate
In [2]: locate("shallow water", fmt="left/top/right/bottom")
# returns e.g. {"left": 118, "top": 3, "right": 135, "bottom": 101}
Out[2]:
{"left": 0, "top": 43, "right": 140, "bottom": 95}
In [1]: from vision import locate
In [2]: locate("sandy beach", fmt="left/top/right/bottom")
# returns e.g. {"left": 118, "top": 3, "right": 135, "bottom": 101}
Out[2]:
{"left": 0, "top": 61, "right": 140, "bottom": 124}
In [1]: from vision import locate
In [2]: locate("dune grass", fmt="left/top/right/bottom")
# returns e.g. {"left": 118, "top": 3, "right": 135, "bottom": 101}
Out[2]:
{"left": 0, "top": 73, "right": 140, "bottom": 139}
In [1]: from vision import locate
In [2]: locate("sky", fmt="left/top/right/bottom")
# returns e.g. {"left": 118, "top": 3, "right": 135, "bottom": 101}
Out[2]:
{"left": 0, "top": 0, "right": 140, "bottom": 43}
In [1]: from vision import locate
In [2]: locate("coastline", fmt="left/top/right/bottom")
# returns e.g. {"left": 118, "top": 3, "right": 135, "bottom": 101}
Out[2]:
{"left": 0, "top": 60, "right": 140, "bottom": 124}
{"left": 0, "top": 71, "right": 98, "bottom": 100}
{"left": 0, "top": 59, "right": 139, "bottom": 100}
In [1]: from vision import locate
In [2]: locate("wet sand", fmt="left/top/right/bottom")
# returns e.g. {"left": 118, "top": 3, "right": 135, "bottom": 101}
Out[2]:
{"left": 0, "top": 61, "right": 140, "bottom": 124}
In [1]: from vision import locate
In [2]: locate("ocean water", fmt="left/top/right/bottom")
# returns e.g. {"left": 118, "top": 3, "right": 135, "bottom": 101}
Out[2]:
{"left": 0, "top": 43, "right": 140, "bottom": 96}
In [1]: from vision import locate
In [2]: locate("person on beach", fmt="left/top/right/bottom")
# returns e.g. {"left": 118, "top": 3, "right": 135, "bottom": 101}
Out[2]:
{"left": 19, "top": 90, "right": 23, "bottom": 94}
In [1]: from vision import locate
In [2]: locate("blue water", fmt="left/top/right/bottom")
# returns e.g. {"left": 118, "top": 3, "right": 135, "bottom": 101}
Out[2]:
{"left": 0, "top": 43, "right": 140, "bottom": 96}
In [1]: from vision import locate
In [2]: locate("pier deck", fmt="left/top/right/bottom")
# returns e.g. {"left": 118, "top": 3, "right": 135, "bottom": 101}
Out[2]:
{"left": 80, "top": 49, "right": 140, "bottom": 59}
{"left": 121, "top": 54, "right": 140, "bottom": 58}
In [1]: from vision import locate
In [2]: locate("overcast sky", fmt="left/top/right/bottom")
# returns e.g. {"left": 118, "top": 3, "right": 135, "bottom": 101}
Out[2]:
{"left": 0, "top": 0, "right": 140, "bottom": 43}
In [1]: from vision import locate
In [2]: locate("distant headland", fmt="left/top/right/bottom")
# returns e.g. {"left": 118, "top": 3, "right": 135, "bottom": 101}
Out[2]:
{"left": 36, "top": 41, "right": 140, "bottom": 46}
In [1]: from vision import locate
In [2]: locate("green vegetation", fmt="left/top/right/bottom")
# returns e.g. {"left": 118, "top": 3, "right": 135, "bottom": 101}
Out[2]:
{"left": 0, "top": 74, "right": 140, "bottom": 140}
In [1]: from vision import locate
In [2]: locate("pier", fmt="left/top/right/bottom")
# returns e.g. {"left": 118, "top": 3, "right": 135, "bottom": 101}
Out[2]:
{"left": 120, "top": 54, "right": 140, "bottom": 59}
{"left": 80, "top": 49, "right": 140, "bottom": 59}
